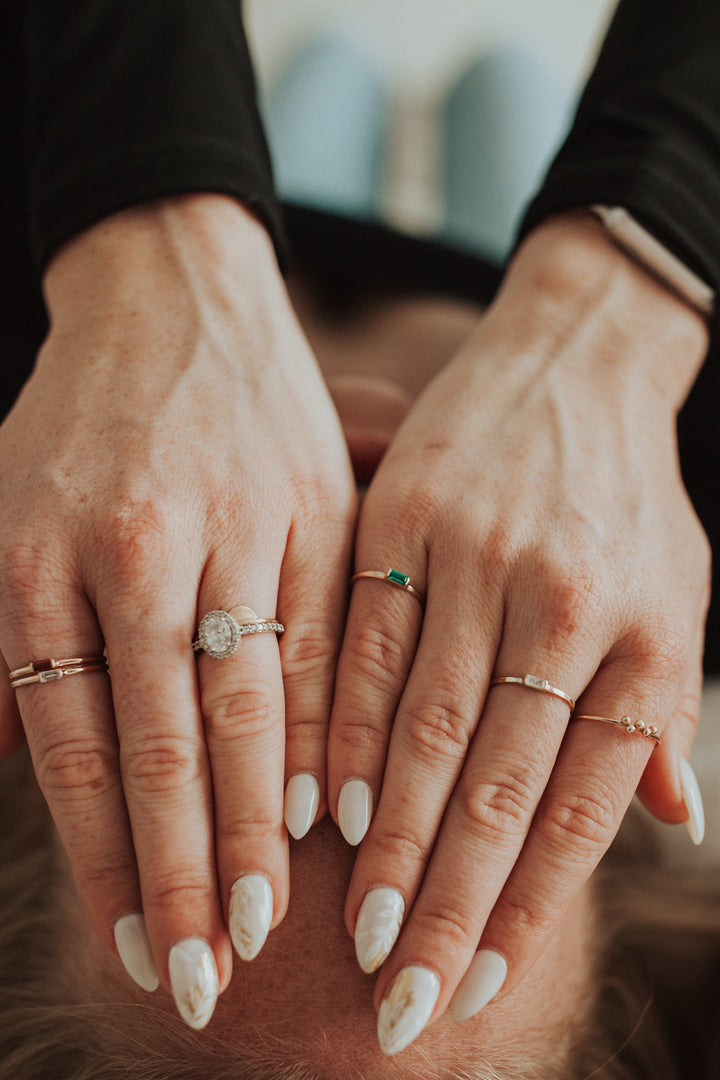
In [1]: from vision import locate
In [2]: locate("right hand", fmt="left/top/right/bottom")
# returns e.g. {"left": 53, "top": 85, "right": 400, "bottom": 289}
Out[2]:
{"left": 0, "top": 195, "right": 356, "bottom": 1026}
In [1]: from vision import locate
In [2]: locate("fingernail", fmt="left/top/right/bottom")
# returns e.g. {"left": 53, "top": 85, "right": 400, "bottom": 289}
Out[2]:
{"left": 338, "top": 778, "right": 373, "bottom": 846}
{"left": 229, "top": 874, "right": 274, "bottom": 961}
{"left": 113, "top": 913, "right": 159, "bottom": 992}
{"left": 680, "top": 758, "right": 705, "bottom": 845}
{"left": 168, "top": 937, "right": 219, "bottom": 1030}
{"left": 377, "top": 966, "right": 440, "bottom": 1056}
{"left": 284, "top": 773, "right": 320, "bottom": 840}
{"left": 355, "top": 886, "right": 405, "bottom": 973}
{"left": 449, "top": 949, "right": 508, "bottom": 1022}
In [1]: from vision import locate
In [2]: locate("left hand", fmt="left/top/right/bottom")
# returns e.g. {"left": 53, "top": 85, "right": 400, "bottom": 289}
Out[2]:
{"left": 327, "top": 212, "right": 710, "bottom": 1052}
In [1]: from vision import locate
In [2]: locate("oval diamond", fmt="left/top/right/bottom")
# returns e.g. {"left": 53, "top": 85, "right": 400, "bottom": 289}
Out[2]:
{"left": 198, "top": 610, "right": 240, "bottom": 659}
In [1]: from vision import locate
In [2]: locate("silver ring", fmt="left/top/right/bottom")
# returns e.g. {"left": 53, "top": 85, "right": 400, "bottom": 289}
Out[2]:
{"left": 192, "top": 606, "right": 284, "bottom": 659}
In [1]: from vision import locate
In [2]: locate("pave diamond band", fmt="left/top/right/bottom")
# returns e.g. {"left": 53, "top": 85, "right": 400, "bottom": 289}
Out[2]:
{"left": 9, "top": 655, "right": 109, "bottom": 689}
{"left": 490, "top": 674, "right": 575, "bottom": 712}
{"left": 351, "top": 569, "right": 425, "bottom": 606}
{"left": 193, "top": 607, "right": 285, "bottom": 660}
{"left": 573, "top": 714, "right": 661, "bottom": 746}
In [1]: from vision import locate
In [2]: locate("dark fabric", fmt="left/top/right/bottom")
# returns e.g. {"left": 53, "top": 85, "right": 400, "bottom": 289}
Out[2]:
{"left": 0, "top": 0, "right": 718, "bottom": 669}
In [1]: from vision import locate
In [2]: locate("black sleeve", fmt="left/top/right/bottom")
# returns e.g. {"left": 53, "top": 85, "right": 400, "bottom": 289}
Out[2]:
{"left": 21, "top": 0, "right": 286, "bottom": 273}
{"left": 518, "top": 0, "right": 720, "bottom": 319}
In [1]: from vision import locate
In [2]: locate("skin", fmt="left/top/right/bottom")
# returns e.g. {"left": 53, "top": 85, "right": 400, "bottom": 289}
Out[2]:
{"left": 0, "top": 196, "right": 709, "bottom": 1046}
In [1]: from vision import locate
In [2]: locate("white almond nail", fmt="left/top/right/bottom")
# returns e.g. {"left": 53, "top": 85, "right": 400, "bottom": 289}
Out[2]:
{"left": 680, "top": 758, "right": 705, "bottom": 845}
{"left": 284, "top": 773, "right": 320, "bottom": 839}
{"left": 168, "top": 937, "right": 219, "bottom": 1030}
{"left": 113, "top": 913, "right": 159, "bottom": 992}
{"left": 355, "top": 887, "right": 405, "bottom": 973}
{"left": 377, "top": 966, "right": 440, "bottom": 1056}
{"left": 229, "top": 874, "right": 274, "bottom": 961}
{"left": 449, "top": 949, "right": 508, "bottom": 1022}
{"left": 338, "top": 779, "right": 373, "bottom": 846}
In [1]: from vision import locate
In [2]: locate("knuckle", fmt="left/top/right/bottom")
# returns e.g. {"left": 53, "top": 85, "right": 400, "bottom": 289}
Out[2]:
{"left": 410, "top": 901, "right": 476, "bottom": 953}
{"left": 457, "top": 771, "right": 537, "bottom": 839}
{"left": 332, "top": 714, "right": 388, "bottom": 758}
{"left": 219, "top": 811, "right": 280, "bottom": 846}
{"left": 371, "top": 824, "right": 427, "bottom": 866}
{"left": 121, "top": 733, "right": 201, "bottom": 794}
{"left": 540, "top": 787, "right": 617, "bottom": 855}
{"left": 36, "top": 738, "right": 117, "bottom": 801}
{"left": 202, "top": 685, "right": 280, "bottom": 742}
{"left": 492, "top": 891, "right": 550, "bottom": 937}
{"left": 404, "top": 698, "right": 471, "bottom": 763}
{"left": 281, "top": 624, "right": 337, "bottom": 685}
{"left": 2, "top": 534, "right": 71, "bottom": 618}
{"left": 99, "top": 502, "right": 170, "bottom": 587}
{"left": 143, "top": 872, "right": 213, "bottom": 913}
{"left": 541, "top": 557, "right": 603, "bottom": 643}
{"left": 349, "top": 622, "right": 412, "bottom": 691}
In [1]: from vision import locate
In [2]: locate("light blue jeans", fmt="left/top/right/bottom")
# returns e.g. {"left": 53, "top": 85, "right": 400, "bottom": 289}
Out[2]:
{"left": 262, "top": 34, "right": 573, "bottom": 263}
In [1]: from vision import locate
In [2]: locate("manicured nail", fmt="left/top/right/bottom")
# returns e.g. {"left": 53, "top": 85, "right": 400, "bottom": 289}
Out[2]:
{"left": 113, "top": 913, "right": 159, "bottom": 992}
{"left": 338, "top": 778, "right": 373, "bottom": 846}
{"left": 355, "top": 887, "right": 405, "bottom": 973}
{"left": 680, "top": 758, "right": 705, "bottom": 845}
{"left": 377, "top": 966, "right": 440, "bottom": 1055}
{"left": 284, "top": 773, "right": 320, "bottom": 839}
{"left": 449, "top": 949, "right": 508, "bottom": 1022}
{"left": 229, "top": 874, "right": 273, "bottom": 961}
{"left": 168, "top": 937, "right": 219, "bottom": 1030}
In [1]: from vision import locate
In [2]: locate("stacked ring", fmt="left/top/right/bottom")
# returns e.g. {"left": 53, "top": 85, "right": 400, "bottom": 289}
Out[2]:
{"left": 574, "top": 714, "right": 662, "bottom": 746}
{"left": 9, "top": 655, "right": 108, "bottom": 689}
{"left": 192, "top": 606, "right": 285, "bottom": 660}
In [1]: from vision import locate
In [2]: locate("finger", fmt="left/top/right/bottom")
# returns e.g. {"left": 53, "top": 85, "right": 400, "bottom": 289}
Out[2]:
{"left": 0, "top": 582, "right": 150, "bottom": 987}
{"left": 96, "top": 528, "right": 230, "bottom": 1028}
{"left": 196, "top": 544, "right": 288, "bottom": 965}
{"left": 328, "top": 555, "right": 425, "bottom": 847}
{"left": 345, "top": 544, "right": 502, "bottom": 971}
{"left": 0, "top": 658, "right": 25, "bottom": 757}
{"left": 280, "top": 495, "right": 354, "bottom": 841}
{"left": 453, "top": 648, "right": 672, "bottom": 1020}
{"left": 635, "top": 618, "right": 705, "bottom": 840}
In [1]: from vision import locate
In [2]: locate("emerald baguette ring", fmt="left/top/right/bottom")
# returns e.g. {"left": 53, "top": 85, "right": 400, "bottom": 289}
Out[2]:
{"left": 351, "top": 569, "right": 425, "bottom": 606}
{"left": 193, "top": 606, "right": 285, "bottom": 660}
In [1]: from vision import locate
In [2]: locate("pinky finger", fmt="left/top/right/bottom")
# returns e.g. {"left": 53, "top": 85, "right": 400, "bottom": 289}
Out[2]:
{"left": 636, "top": 625, "right": 705, "bottom": 842}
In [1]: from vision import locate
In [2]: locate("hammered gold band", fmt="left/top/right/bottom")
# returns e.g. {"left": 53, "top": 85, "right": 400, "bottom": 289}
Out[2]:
{"left": 574, "top": 714, "right": 662, "bottom": 746}
{"left": 351, "top": 569, "right": 425, "bottom": 606}
{"left": 9, "top": 655, "right": 108, "bottom": 689}
{"left": 490, "top": 674, "right": 575, "bottom": 712}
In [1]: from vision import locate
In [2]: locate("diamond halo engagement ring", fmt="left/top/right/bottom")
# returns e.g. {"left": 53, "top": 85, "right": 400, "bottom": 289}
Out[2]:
{"left": 192, "top": 606, "right": 285, "bottom": 660}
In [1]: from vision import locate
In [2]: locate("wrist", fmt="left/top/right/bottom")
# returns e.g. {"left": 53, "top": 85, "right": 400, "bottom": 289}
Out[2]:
{"left": 494, "top": 212, "right": 709, "bottom": 409}
{"left": 43, "top": 194, "right": 282, "bottom": 325}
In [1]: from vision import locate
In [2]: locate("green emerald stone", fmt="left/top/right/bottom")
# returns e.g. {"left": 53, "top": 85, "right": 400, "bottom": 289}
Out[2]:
{"left": 387, "top": 569, "right": 410, "bottom": 587}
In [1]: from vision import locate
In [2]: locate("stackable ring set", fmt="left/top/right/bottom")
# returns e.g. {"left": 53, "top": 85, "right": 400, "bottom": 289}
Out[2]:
{"left": 7, "top": 567, "right": 663, "bottom": 749}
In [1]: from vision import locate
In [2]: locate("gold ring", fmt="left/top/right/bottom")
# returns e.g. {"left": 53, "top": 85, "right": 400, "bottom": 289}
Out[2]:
{"left": 192, "top": 606, "right": 285, "bottom": 659}
{"left": 9, "top": 655, "right": 108, "bottom": 689}
{"left": 573, "top": 714, "right": 661, "bottom": 746}
{"left": 490, "top": 674, "right": 575, "bottom": 712}
{"left": 351, "top": 569, "right": 425, "bottom": 606}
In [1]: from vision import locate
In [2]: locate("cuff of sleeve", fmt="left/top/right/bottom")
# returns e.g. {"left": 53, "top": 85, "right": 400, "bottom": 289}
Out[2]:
{"left": 31, "top": 141, "right": 288, "bottom": 275}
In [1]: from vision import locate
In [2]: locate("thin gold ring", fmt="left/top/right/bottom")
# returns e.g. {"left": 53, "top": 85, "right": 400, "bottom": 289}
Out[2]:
{"left": 9, "top": 655, "right": 108, "bottom": 689}
{"left": 490, "top": 674, "right": 575, "bottom": 712}
{"left": 351, "top": 569, "right": 425, "bottom": 606}
{"left": 574, "top": 714, "right": 661, "bottom": 746}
